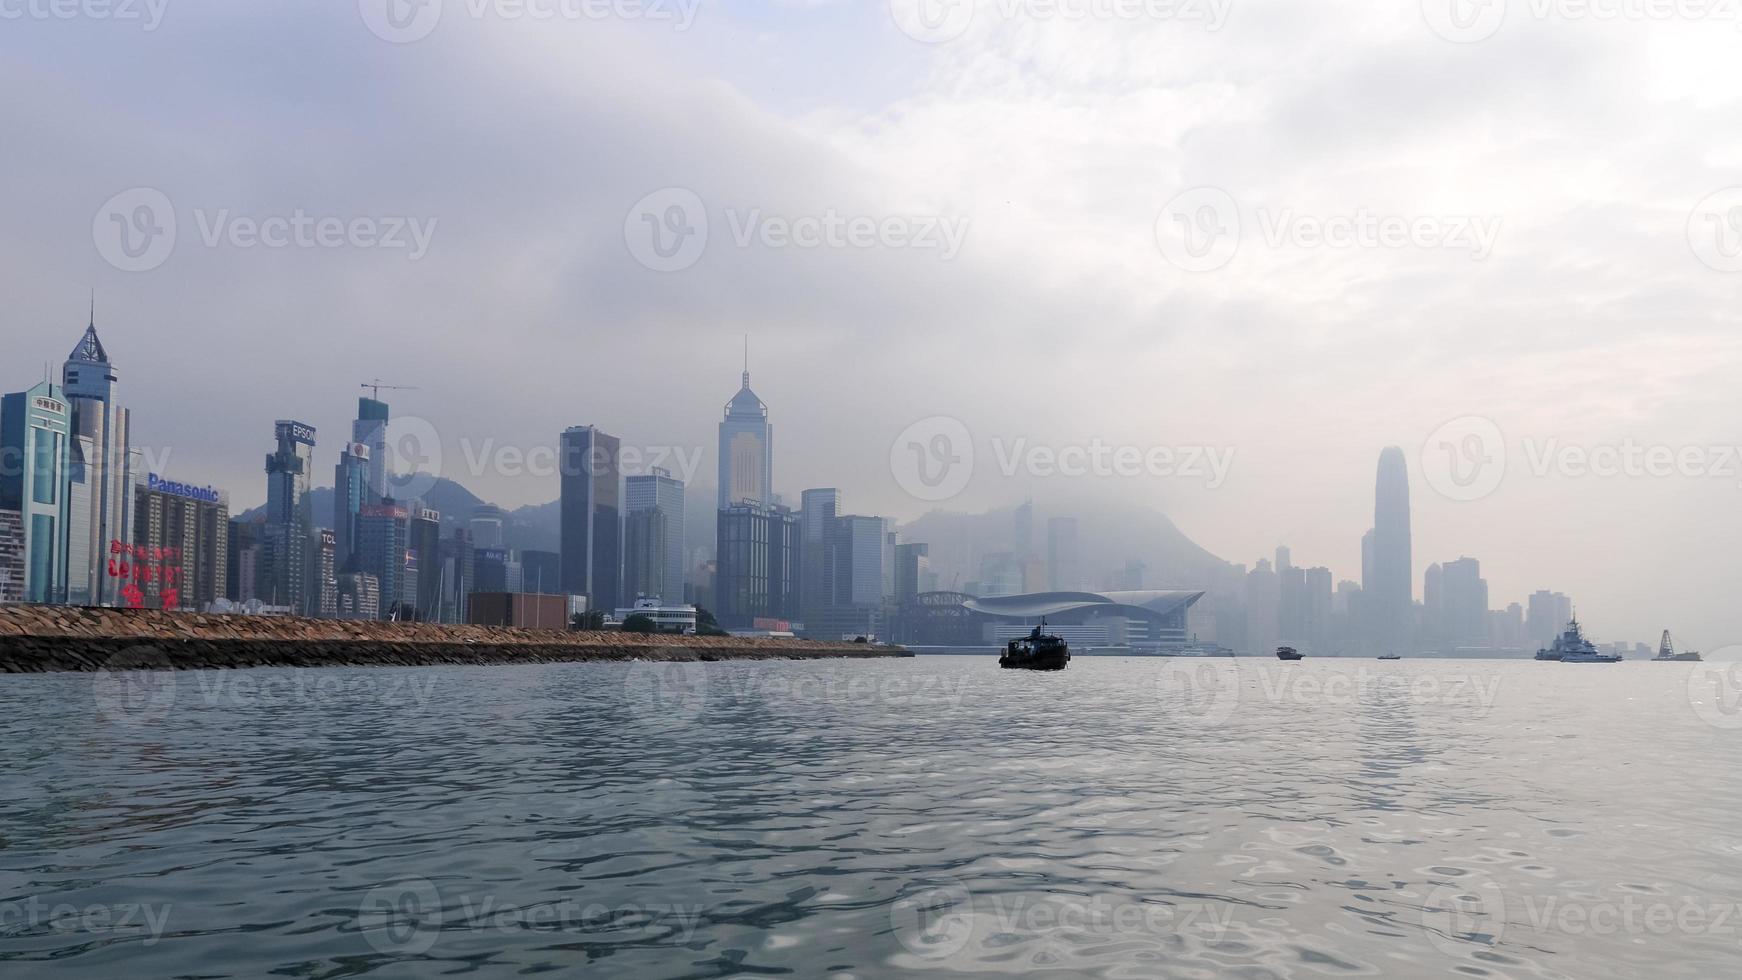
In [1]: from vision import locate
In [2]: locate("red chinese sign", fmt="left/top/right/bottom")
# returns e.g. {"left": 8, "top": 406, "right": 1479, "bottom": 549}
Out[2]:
{"left": 107, "top": 540, "right": 182, "bottom": 609}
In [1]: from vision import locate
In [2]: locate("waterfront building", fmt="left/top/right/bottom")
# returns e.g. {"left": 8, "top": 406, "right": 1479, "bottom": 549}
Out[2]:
{"left": 0, "top": 509, "right": 23, "bottom": 603}
{"left": 333, "top": 442, "right": 370, "bottom": 569}
{"left": 409, "top": 504, "right": 442, "bottom": 620}
{"left": 308, "top": 528, "right": 338, "bottom": 618}
{"left": 132, "top": 473, "right": 230, "bottom": 610}
{"left": 1366, "top": 446, "right": 1413, "bottom": 653}
{"left": 468, "top": 505, "right": 506, "bottom": 550}
{"left": 895, "top": 542, "right": 930, "bottom": 604}
{"left": 807, "top": 514, "right": 888, "bottom": 639}
{"left": 471, "top": 548, "right": 513, "bottom": 594}
{"left": 356, "top": 502, "right": 410, "bottom": 620}
{"left": 1441, "top": 556, "right": 1488, "bottom": 647}
{"left": 1527, "top": 590, "right": 1574, "bottom": 648}
{"left": 337, "top": 570, "right": 380, "bottom": 620}
{"left": 715, "top": 502, "right": 797, "bottom": 628}
{"left": 799, "top": 488, "right": 842, "bottom": 628}
{"left": 613, "top": 597, "right": 699, "bottom": 634}
{"left": 0, "top": 382, "right": 71, "bottom": 604}
{"left": 559, "top": 426, "right": 622, "bottom": 611}
{"left": 624, "top": 467, "right": 685, "bottom": 602}
{"left": 260, "top": 421, "right": 316, "bottom": 613}
{"left": 717, "top": 367, "right": 772, "bottom": 509}
{"left": 226, "top": 518, "right": 261, "bottom": 603}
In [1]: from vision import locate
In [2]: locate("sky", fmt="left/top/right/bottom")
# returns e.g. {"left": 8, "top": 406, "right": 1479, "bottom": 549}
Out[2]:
{"left": 2, "top": 0, "right": 1740, "bottom": 647}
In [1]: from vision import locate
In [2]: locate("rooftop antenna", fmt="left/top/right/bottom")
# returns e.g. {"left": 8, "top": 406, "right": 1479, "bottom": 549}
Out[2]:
{"left": 742, "top": 334, "right": 750, "bottom": 387}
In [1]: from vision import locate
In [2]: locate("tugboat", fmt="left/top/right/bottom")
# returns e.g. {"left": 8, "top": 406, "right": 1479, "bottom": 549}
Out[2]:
{"left": 1652, "top": 630, "right": 1702, "bottom": 662}
{"left": 1000, "top": 619, "right": 1071, "bottom": 671}
{"left": 1536, "top": 617, "right": 1621, "bottom": 663}
{"left": 1276, "top": 646, "right": 1304, "bottom": 661}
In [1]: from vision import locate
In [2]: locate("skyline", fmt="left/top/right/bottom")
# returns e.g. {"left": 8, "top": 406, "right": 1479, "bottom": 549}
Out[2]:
{"left": 4, "top": 1, "right": 1740, "bottom": 645}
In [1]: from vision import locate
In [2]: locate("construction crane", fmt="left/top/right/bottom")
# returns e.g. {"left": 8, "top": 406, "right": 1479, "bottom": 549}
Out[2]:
{"left": 361, "top": 379, "right": 419, "bottom": 400}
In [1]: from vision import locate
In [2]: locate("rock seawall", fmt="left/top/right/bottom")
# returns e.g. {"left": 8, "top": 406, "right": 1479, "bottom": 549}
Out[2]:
{"left": 0, "top": 607, "right": 911, "bottom": 673}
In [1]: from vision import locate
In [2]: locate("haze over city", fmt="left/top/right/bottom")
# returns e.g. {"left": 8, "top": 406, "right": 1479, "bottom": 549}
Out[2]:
{"left": 5, "top": 0, "right": 1740, "bottom": 646}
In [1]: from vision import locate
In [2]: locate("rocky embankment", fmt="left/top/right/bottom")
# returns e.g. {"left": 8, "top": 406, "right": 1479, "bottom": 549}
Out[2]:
{"left": 0, "top": 606, "right": 911, "bottom": 673}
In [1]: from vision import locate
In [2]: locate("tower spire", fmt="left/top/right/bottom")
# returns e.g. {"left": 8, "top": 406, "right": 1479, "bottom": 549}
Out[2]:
{"left": 742, "top": 334, "right": 750, "bottom": 388}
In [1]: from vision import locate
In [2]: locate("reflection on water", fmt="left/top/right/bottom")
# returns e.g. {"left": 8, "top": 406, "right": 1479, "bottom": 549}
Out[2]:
{"left": 3, "top": 657, "right": 1741, "bottom": 978}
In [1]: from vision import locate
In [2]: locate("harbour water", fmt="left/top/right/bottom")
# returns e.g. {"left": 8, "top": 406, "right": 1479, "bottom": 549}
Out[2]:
{"left": 4, "top": 656, "right": 1742, "bottom": 978}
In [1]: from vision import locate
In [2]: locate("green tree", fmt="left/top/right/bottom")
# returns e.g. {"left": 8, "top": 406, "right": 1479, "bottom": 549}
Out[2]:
{"left": 622, "top": 613, "right": 657, "bottom": 634}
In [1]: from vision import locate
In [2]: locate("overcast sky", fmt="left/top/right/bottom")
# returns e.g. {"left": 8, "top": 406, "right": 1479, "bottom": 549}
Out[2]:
{"left": 3, "top": 0, "right": 1740, "bottom": 645}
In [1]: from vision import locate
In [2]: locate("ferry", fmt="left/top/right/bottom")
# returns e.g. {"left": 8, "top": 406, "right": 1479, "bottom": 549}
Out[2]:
{"left": 1535, "top": 618, "right": 1621, "bottom": 663}
{"left": 1652, "top": 630, "right": 1702, "bottom": 662}
{"left": 1000, "top": 620, "right": 1071, "bottom": 671}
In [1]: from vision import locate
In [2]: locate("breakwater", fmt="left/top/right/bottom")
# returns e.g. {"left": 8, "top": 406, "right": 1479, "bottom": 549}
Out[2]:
{"left": 0, "top": 606, "right": 911, "bottom": 673}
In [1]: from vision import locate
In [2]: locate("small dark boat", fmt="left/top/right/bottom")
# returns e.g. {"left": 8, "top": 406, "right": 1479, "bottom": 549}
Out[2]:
{"left": 1001, "top": 620, "right": 1071, "bottom": 671}
{"left": 1377, "top": 654, "right": 1402, "bottom": 661}
{"left": 1276, "top": 646, "right": 1303, "bottom": 661}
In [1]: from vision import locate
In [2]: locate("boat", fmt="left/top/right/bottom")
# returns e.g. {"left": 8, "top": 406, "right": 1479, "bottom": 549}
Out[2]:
{"left": 1276, "top": 646, "right": 1303, "bottom": 661}
{"left": 1000, "top": 620, "right": 1071, "bottom": 671}
{"left": 1377, "top": 654, "right": 1402, "bottom": 661}
{"left": 1652, "top": 630, "right": 1702, "bottom": 662}
{"left": 1536, "top": 617, "right": 1621, "bottom": 663}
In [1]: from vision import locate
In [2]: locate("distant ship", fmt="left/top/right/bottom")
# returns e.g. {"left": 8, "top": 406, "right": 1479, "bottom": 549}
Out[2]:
{"left": 1276, "top": 646, "right": 1303, "bottom": 661}
{"left": 1535, "top": 618, "right": 1621, "bottom": 663}
{"left": 1652, "top": 630, "right": 1702, "bottom": 662}
{"left": 1377, "top": 654, "right": 1402, "bottom": 661}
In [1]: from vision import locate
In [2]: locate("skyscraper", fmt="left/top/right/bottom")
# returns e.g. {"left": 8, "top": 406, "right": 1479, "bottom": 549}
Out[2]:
{"left": 261, "top": 421, "right": 316, "bottom": 612}
{"left": 357, "top": 502, "right": 410, "bottom": 619}
{"left": 1366, "top": 446, "right": 1413, "bottom": 654}
{"left": 715, "top": 502, "right": 797, "bottom": 628}
{"left": 353, "top": 397, "right": 391, "bottom": 503}
{"left": 0, "top": 509, "right": 23, "bottom": 604}
{"left": 799, "top": 488, "right": 842, "bottom": 626}
{"left": 62, "top": 318, "right": 136, "bottom": 606}
{"left": 334, "top": 442, "right": 370, "bottom": 569}
{"left": 409, "top": 504, "right": 443, "bottom": 620}
{"left": 0, "top": 382, "right": 71, "bottom": 604}
{"left": 718, "top": 367, "right": 772, "bottom": 509}
{"left": 624, "top": 467, "right": 685, "bottom": 603}
{"left": 560, "top": 426, "right": 622, "bottom": 610}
